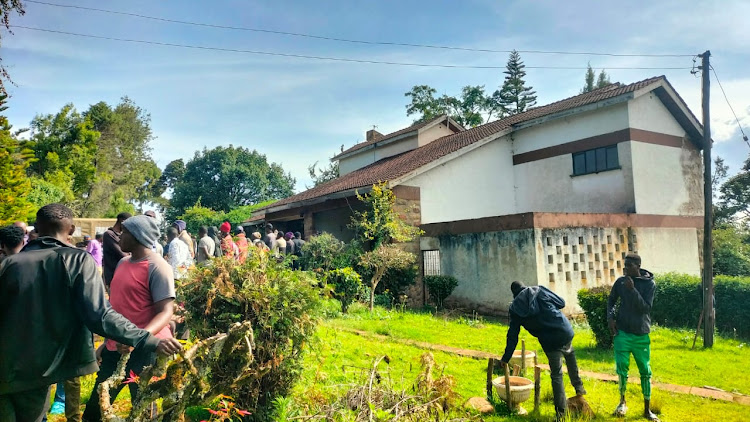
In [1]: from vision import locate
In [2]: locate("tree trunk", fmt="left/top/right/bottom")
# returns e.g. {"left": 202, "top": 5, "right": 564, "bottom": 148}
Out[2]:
{"left": 369, "top": 268, "right": 385, "bottom": 312}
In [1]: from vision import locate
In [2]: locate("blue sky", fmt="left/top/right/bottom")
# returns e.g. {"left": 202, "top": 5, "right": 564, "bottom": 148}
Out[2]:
{"left": 3, "top": 0, "right": 749, "bottom": 191}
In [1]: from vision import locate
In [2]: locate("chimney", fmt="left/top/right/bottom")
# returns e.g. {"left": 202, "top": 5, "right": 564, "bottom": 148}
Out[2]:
{"left": 366, "top": 129, "right": 383, "bottom": 142}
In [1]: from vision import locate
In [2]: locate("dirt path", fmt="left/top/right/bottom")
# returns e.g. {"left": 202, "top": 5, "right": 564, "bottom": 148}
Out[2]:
{"left": 339, "top": 327, "right": 750, "bottom": 406}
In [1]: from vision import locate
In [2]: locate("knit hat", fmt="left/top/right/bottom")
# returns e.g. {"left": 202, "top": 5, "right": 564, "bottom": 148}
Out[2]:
{"left": 236, "top": 226, "right": 244, "bottom": 233}
{"left": 284, "top": 231, "right": 294, "bottom": 240}
{"left": 220, "top": 221, "right": 231, "bottom": 233}
{"left": 252, "top": 231, "right": 261, "bottom": 240}
{"left": 173, "top": 220, "right": 187, "bottom": 233}
{"left": 123, "top": 215, "right": 160, "bottom": 248}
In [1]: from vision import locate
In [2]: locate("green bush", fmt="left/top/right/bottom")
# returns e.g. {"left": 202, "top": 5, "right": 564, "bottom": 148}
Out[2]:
{"left": 179, "top": 249, "right": 322, "bottom": 420}
{"left": 424, "top": 275, "right": 459, "bottom": 310}
{"left": 713, "top": 226, "right": 750, "bottom": 276}
{"left": 299, "top": 232, "right": 347, "bottom": 272}
{"left": 578, "top": 273, "right": 750, "bottom": 346}
{"left": 325, "top": 267, "right": 362, "bottom": 313}
{"left": 577, "top": 286, "right": 613, "bottom": 349}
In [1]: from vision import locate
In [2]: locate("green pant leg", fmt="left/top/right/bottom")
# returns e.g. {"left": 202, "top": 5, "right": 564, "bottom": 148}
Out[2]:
{"left": 613, "top": 330, "right": 632, "bottom": 396}
{"left": 631, "top": 334, "right": 652, "bottom": 400}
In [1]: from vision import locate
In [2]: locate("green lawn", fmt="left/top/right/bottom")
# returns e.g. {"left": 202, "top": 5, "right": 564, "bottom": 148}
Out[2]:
{"left": 293, "top": 325, "right": 748, "bottom": 421}
{"left": 327, "top": 302, "right": 750, "bottom": 395}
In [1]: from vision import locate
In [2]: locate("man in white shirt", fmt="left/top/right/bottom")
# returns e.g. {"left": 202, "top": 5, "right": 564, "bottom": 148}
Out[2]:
{"left": 195, "top": 226, "right": 215, "bottom": 264}
{"left": 166, "top": 227, "right": 191, "bottom": 280}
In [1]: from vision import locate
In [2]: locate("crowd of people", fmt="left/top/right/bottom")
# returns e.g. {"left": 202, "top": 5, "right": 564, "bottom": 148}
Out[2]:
{"left": 0, "top": 206, "right": 309, "bottom": 422}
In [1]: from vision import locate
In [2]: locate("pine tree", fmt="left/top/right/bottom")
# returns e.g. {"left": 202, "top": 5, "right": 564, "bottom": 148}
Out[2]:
{"left": 0, "top": 94, "right": 34, "bottom": 225}
{"left": 581, "top": 63, "right": 596, "bottom": 93}
{"left": 494, "top": 50, "right": 537, "bottom": 115}
{"left": 596, "top": 70, "right": 611, "bottom": 88}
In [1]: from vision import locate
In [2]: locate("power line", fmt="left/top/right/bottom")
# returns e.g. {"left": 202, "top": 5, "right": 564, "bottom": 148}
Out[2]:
{"left": 710, "top": 65, "right": 750, "bottom": 147}
{"left": 11, "top": 25, "right": 695, "bottom": 70}
{"left": 25, "top": 0, "right": 695, "bottom": 58}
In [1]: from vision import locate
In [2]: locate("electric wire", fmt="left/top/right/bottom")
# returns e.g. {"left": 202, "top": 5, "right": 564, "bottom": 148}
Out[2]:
{"left": 710, "top": 65, "right": 750, "bottom": 147}
{"left": 25, "top": 0, "right": 696, "bottom": 58}
{"left": 10, "top": 25, "right": 695, "bottom": 71}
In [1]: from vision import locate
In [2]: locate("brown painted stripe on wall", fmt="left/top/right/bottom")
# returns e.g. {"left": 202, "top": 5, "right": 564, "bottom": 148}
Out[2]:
{"left": 512, "top": 128, "right": 690, "bottom": 165}
{"left": 421, "top": 212, "right": 702, "bottom": 236}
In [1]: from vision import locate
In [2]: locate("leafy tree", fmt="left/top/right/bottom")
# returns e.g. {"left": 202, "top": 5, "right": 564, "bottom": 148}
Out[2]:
{"left": 359, "top": 244, "right": 416, "bottom": 311}
{"left": 169, "top": 145, "right": 294, "bottom": 219}
{"left": 492, "top": 50, "right": 537, "bottom": 115}
{"left": 0, "top": 94, "right": 34, "bottom": 224}
{"left": 351, "top": 182, "right": 422, "bottom": 249}
{"left": 713, "top": 225, "right": 750, "bottom": 276}
{"left": 718, "top": 156, "right": 750, "bottom": 221}
{"left": 27, "top": 177, "right": 66, "bottom": 209}
{"left": 307, "top": 160, "right": 339, "bottom": 188}
{"left": 0, "top": 1, "right": 25, "bottom": 95}
{"left": 596, "top": 70, "right": 611, "bottom": 88}
{"left": 404, "top": 85, "right": 501, "bottom": 128}
{"left": 351, "top": 182, "right": 422, "bottom": 311}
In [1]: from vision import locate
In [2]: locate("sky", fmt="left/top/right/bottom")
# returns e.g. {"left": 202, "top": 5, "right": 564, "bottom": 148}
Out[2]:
{"left": 3, "top": 0, "right": 749, "bottom": 192}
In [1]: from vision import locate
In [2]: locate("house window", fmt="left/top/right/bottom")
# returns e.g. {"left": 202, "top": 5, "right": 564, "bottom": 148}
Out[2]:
{"left": 423, "top": 250, "right": 441, "bottom": 276}
{"left": 572, "top": 145, "right": 619, "bottom": 176}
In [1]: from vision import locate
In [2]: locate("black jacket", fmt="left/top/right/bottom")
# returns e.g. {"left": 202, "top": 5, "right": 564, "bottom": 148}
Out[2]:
{"left": 0, "top": 237, "right": 159, "bottom": 394}
{"left": 501, "top": 286, "right": 574, "bottom": 362}
{"left": 607, "top": 269, "right": 655, "bottom": 335}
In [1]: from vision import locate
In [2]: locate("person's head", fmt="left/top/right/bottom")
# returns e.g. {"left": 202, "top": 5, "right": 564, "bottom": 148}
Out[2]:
{"left": 0, "top": 225, "right": 25, "bottom": 255}
{"left": 252, "top": 231, "right": 262, "bottom": 240}
{"left": 83, "top": 234, "right": 91, "bottom": 244}
{"left": 235, "top": 226, "right": 244, "bottom": 235}
{"left": 273, "top": 229, "right": 279, "bottom": 236}
{"left": 198, "top": 226, "right": 208, "bottom": 237}
{"left": 167, "top": 227, "right": 179, "bottom": 242}
{"left": 144, "top": 210, "right": 157, "bottom": 218}
{"left": 207, "top": 226, "right": 218, "bottom": 237}
{"left": 173, "top": 220, "right": 187, "bottom": 234}
{"left": 294, "top": 231, "right": 302, "bottom": 240}
{"left": 220, "top": 221, "right": 231, "bottom": 235}
{"left": 114, "top": 212, "right": 132, "bottom": 230}
{"left": 121, "top": 215, "right": 160, "bottom": 253}
{"left": 510, "top": 281, "right": 526, "bottom": 298}
{"left": 35, "top": 203, "right": 75, "bottom": 242}
{"left": 95, "top": 233, "right": 103, "bottom": 242}
{"left": 13, "top": 221, "right": 27, "bottom": 234}
{"left": 624, "top": 253, "right": 642, "bottom": 277}
{"left": 284, "top": 231, "right": 294, "bottom": 240}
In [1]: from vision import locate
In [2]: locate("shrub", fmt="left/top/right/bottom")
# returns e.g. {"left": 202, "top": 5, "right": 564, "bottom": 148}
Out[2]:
{"left": 179, "top": 249, "right": 322, "bottom": 420}
{"left": 577, "top": 286, "right": 613, "bottom": 349}
{"left": 578, "top": 273, "right": 750, "bottom": 346}
{"left": 424, "top": 275, "right": 459, "bottom": 310}
{"left": 300, "top": 232, "right": 346, "bottom": 272}
{"left": 325, "top": 267, "right": 362, "bottom": 313}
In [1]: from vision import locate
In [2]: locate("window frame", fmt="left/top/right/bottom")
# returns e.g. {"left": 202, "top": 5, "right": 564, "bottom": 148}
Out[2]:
{"left": 572, "top": 145, "right": 620, "bottom": 176}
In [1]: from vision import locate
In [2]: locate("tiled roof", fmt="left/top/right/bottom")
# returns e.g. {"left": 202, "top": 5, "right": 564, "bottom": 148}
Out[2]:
{"left": 264, "top": 76, "right": 670, "bottom": 213}
{"left": 333, "top": 115, "right": 450, "bottom": 158}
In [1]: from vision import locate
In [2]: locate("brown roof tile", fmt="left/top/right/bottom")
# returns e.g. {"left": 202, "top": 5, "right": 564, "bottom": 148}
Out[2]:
{"left": 264, "top": 76, "right": 669, "bottom": 212}
{"left": 333, "top": 115, "right": 451, "bottom": 158}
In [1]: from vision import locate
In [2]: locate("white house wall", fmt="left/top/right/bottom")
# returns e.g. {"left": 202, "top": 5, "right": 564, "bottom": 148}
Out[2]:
{"left": 513, "top": 103, "right": 630, "bottom": 154}
{"left": 628, "top": 92, "right": 686, "bottom": 137}
{"left": 406, "top": 137, "right": 517, "bottom": 225}
{"left": 514, "top": 142, "right": 636, "bottom": 214}
{"left": 417, "top": 122, "right": 456, "bottom": 147}
{"left": 632, "top": 227, "right": 700, "bottom": 275}
{"left": 339, "top": 150, "right": 375, "bottom": 176}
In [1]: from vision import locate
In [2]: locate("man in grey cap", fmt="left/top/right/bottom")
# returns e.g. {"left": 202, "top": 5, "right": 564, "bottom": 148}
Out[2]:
{"left": 82, "top": 215, "right": 178, "bottom": 421}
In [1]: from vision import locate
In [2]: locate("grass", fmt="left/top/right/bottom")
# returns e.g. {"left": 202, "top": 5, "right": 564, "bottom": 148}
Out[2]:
{"left": 327, "top": 302, "right": 750, "bottom": 395}
{"left": 292, "top": 325, "right": 749, "bottom": 421}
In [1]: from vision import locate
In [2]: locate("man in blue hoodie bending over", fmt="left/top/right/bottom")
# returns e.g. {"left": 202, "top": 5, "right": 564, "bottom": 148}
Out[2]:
{"left": 500, "top": 281, "right": 586, "bottom": 420}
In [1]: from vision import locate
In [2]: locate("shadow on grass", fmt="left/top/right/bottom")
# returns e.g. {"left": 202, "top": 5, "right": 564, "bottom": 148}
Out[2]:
{"left": 572, "top": 345, "right": 614, "bottom": 364}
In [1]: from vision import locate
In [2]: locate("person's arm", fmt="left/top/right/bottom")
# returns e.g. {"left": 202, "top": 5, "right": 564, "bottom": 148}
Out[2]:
{"left": 143, "top": 298, "right": 174, "bottom": 335}
{"left": 500, "top": 314, "right": 521, "bottom": 363}
{"left": 607, "top": 280, "right": 621, "bottom": 335}
{"left": 623, "top": 278, "right": 655, "bottom": 314}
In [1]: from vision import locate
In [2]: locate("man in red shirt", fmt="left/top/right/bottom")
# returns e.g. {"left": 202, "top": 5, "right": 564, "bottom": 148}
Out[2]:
{"left": 82, "top": 215, "right": 177, "bottom": 422}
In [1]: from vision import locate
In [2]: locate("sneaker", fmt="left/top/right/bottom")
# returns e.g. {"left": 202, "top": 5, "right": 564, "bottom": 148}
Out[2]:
{"left": 49, "top": 401, "right": 65, "bottom": 415}
{"left": 645, "top": 411, "right": 660, "bottom": 422}
{"left": 614, "top": 402, "right": 627, "bottom": 417}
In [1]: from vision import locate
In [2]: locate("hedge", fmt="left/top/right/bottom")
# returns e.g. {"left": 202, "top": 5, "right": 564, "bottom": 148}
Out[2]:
{"left": 578, "top": 273, "right": 750, "bottom": 348}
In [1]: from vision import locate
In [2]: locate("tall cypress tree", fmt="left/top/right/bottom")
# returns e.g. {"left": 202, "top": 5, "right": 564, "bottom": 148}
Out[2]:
{"left": 494, "top": 50, "right": 537, "bottom": 115}
{"left": 582, "top": 63, "right": 596, "bottom": 93}
{"left": 0, "top": 94, "right": 34, "bottom": 224}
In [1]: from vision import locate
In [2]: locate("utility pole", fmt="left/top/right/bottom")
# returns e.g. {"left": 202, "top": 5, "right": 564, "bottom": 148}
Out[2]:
{"left": 700, "top": 50, "right": 714, "bottom": 347}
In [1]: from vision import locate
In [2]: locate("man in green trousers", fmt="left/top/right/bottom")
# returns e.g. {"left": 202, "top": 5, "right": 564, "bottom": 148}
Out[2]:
{"left": 607, "top": 253, "right": 659, "bottom": 421}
